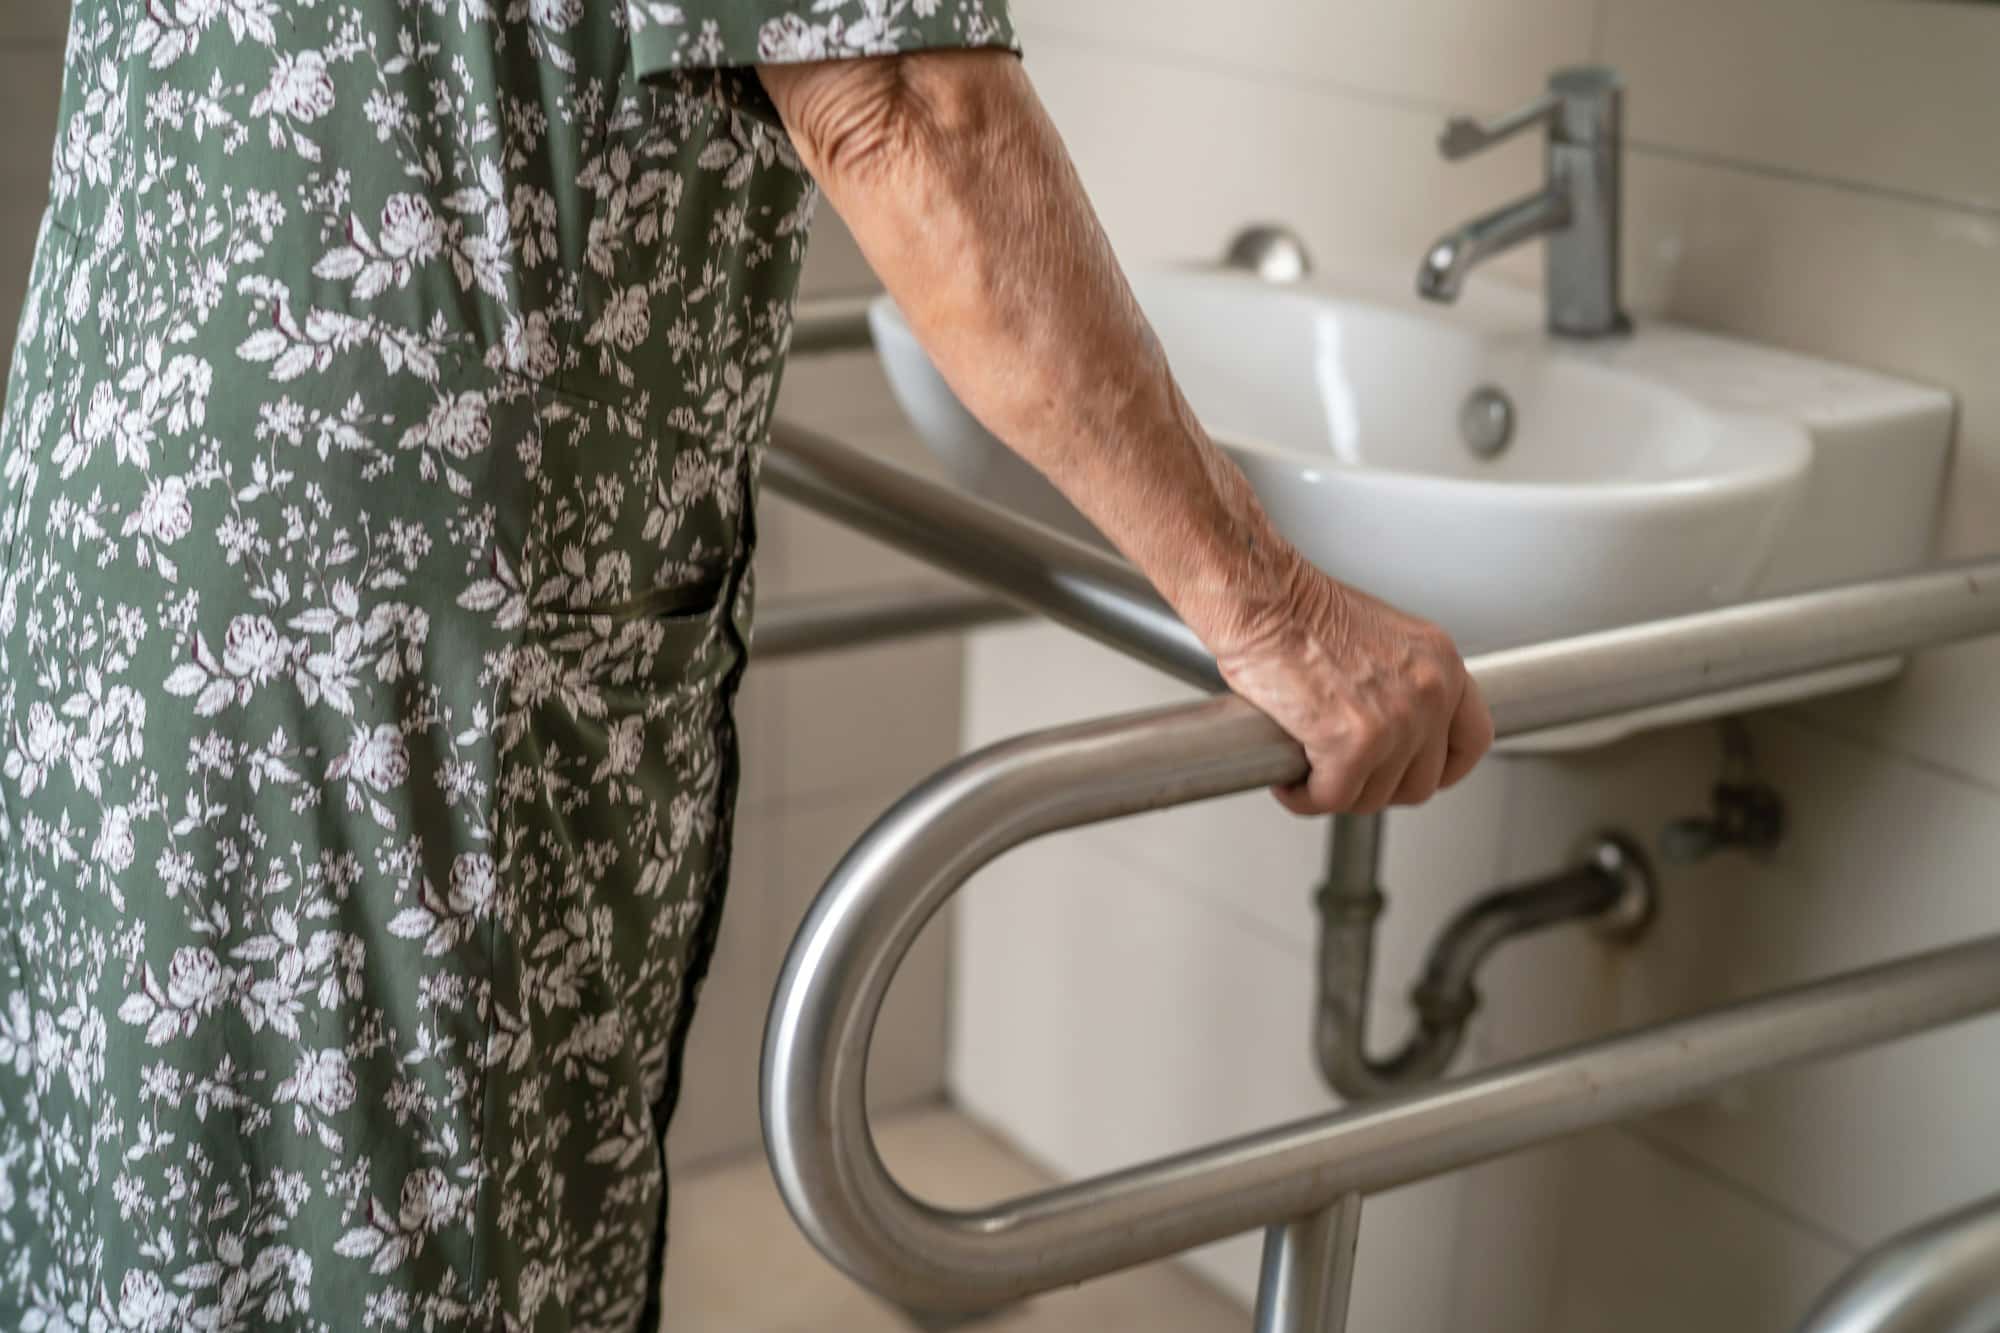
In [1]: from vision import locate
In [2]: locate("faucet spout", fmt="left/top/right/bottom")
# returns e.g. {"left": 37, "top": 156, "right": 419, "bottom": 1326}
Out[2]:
{"left": 1417, "top": 186, "right": 1573, "bottom": 303}
{"left": 1416, "top": 66, "right": 1627, "bottom": 335}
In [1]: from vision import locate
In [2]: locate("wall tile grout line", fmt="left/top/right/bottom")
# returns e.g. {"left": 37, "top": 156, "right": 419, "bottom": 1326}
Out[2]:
{"left": 1770, "top": 706, "right": 2000, "bottom": 804}
{"left": 1018, "top": 20, "right": 2000, "bottom": 225}
{"left": 1014, "top": 19, "right": 1475, "bottom": 120}
{"left": 1626, "top": 138, "right": 2000, "bottom": 225}
{"left": 1616, "top": 1122, "right": 1863, "bottom": 1258}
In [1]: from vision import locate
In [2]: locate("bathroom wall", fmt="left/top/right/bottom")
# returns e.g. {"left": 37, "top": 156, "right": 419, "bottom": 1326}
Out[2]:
{"left": 948, "top": 1, "right": 2000, "bottom": 1327}
{"left": 0, "top": 1, "right": 963, "bottom": 1172}
{"left": 0, "top": 4, "right": 64, "bottom": 380}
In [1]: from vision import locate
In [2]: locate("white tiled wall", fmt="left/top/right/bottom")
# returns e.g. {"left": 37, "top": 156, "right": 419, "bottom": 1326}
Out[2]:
{"left": 950, "top": 1, "right": 2000, "bottom": 1326}
{"left": 0, "top": 4, "right": 963, "bottom": 1173}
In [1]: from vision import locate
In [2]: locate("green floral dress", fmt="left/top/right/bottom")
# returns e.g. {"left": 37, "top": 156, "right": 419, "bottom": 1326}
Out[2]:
{"left": 0, "top": 2, "right": 1013, "bottom": 1329}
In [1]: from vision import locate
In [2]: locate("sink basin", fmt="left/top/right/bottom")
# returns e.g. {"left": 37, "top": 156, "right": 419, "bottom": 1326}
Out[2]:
{"left": 869, "top": 263, "right": 1952, "bottom": 741}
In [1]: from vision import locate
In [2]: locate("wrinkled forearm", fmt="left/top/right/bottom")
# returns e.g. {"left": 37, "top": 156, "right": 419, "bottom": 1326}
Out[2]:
{"left": 762, "top": 51, "right": 1305, "bottom": 656}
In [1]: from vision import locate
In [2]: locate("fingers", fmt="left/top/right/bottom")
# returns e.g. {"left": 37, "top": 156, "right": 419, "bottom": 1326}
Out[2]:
{"left": 1270, "top": 780, "right": 1325, "bottom": 818}
{"left": 1348, "top": 664, "right": 1467, "bottom": 813}
{"left": 1350, "top": 718, "right": 1449, "bottom": 814}
{"left": 1275, "top": 675, "right": 1484, "bottom": 818}
{"left": 1217, "top": 568, "right": 1496, "bottom": 818}
{"left": 1270, "top": 732, "right": 1373, "bottom": 817}
{"left": 1349, "top": 750, "right": 1409, "bottom": 815}
{"left": 1274, "top": 734, "right": 1419, "bottom": 817}
{"left": 1271, "top": 748, "right": 1370, "bottom": 817}
{"left": 1273, "top": 750, "right": 1424, "bottom": 817}
{"left": 1391, "top": 719, "right": 1453, "bottom": 807}
{"left": 1439, "top": 679, "right": 1495, "bottom": 789}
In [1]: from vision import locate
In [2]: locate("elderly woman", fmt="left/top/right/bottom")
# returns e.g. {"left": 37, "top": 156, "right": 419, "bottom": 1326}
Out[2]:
{"left": 0, "top": 2, "right": 1489, "bottom": 1328}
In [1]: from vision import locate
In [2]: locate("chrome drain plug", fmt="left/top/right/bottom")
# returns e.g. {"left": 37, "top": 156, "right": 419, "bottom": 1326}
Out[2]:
{"left": 1460, "top": 384, "right": 1515, "bottom": 459}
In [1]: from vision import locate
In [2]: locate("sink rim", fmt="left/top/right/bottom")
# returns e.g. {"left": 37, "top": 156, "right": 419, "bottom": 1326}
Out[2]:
{"left": 861, "top": 258, "right": 1953, "bottom": 746}
{"left": 869, "top": 278, "right": 1814, "bottom": 510}
{"left": 1211, "top": 416, "right": 1809, "bottom": 511}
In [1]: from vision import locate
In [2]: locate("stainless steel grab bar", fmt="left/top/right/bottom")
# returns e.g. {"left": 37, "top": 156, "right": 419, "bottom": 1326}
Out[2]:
{"left": 787, "top": 293, "right": 877, "bottom": 356}
{"left": 1799, "top": 1191, "right": 2000, "bottom": 1333}
{"left": 759, "top": 551, "right": 2000, "bottom": 1320}
{"left": 765, "top": 421, "right": 1220, "bottom": 689}
{"left": 752, "top": 584, "right": 1025, "bottom": 660}
{"left": 774, "top": 933, "right": 2000, "bottom": 1317}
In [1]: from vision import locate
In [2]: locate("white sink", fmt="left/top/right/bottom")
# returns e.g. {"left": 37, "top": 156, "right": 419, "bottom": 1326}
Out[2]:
{"left": 869, "top": 263, "right": 1953, "bottom": 745}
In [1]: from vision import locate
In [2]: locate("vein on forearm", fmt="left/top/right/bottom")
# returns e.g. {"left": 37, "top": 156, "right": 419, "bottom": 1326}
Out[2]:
{"left": 777, "top": 52, "right": 1294, "bottom": 651}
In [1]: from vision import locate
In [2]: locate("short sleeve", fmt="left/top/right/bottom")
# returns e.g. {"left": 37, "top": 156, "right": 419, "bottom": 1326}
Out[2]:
{"left": 628, "top": 1, "right": 1020, "bottom": 124}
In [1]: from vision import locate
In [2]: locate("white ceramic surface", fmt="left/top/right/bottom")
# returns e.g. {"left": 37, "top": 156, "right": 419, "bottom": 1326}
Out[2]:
{"left": 869, "top": 263, "right": 1952, "bottom": 662}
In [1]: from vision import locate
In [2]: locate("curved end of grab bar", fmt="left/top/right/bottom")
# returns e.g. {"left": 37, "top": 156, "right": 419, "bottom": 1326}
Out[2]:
{"left": 760, "top": 555, "right": 2000, "bottom": 1311}
{"left": 759, "top": 696, "right": 1302, "bottom": 1308}
{"left": 1797, "top": 1191, "right": 2000, "bottom": 1333}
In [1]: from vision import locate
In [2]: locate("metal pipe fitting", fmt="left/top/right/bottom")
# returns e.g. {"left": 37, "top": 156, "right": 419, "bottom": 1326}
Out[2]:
{"left": 752, "top": 584, "right": 1025, "bottom": 660}
{"left": 1222, "top": 225, "right": 1315, "bottom": 284}
{"left": 1314, "top": 819, "right": 1655, "bottom": 1101}
{"left": 1254, "top": 1196, "right": 1363, "bottom": 1333}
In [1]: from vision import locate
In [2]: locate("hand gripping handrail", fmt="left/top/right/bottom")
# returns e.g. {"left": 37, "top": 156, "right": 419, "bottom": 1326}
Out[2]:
{"left": 760, "top": 554, "right": 2000, "bottom": 1319}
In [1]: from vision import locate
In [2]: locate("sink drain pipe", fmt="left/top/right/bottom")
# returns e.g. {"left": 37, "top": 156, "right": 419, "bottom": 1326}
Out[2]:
{"left": 1315, "top": 813, "right": 1656, "bottom": 1101}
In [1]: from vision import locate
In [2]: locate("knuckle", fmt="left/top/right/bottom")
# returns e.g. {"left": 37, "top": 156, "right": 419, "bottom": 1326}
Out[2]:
{"left": 1328, "top": 715, "right": 1384, "bottom": 759}
{"left": 1410, "top": 668, "right": 1450, "bottom": 706}
{"left": 1314, "top": 753, "right": 1365, "bottom": 796}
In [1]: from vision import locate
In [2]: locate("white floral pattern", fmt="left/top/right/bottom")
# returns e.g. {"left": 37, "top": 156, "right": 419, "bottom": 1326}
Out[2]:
{"left": 0, "top": 1, "right": 1015, "bottom": 1330}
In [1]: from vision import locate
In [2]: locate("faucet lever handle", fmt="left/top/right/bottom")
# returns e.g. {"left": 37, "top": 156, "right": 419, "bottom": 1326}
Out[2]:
{"left": 1438, "top": 92, "right": 1562, "bottom": 160}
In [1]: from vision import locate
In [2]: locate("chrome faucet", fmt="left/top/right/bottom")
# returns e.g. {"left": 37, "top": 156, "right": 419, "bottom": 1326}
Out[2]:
{"left": 1418, "top": 66, "right": 1630, "bottom": 338}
